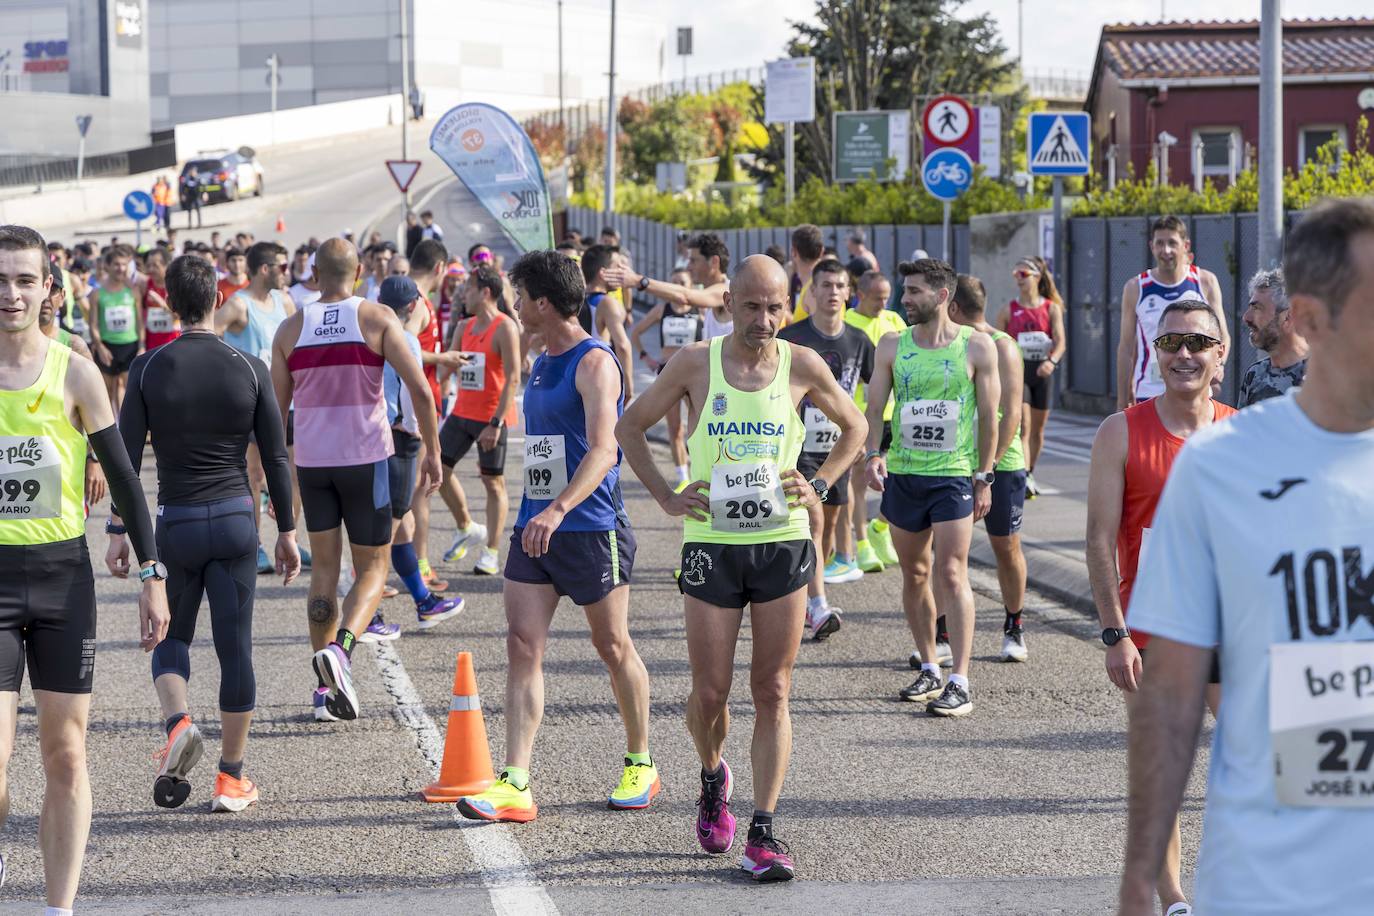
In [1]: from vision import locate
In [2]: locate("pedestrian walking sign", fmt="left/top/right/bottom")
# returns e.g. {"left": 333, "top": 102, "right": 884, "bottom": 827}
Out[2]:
{"left": 1028, "top": 112, "right": 1090, "bottom": 176}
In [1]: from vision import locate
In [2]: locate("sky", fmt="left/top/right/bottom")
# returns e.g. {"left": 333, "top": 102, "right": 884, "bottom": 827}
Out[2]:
{"left": 604, "top": 0, "right": 1374, "bottom": 83}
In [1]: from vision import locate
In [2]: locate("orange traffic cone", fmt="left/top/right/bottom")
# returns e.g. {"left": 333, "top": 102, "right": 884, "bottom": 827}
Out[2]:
{"left": 275, "top": 214, "right": 285, "bottom": 233}
{"left": 421, "top": 651, "right": 496, "bottom": 802}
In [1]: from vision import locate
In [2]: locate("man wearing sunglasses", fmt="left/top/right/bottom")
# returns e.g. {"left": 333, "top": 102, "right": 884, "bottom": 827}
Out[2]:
{"left": 1086, "top": 294, "right": 1234, "bottom": 916}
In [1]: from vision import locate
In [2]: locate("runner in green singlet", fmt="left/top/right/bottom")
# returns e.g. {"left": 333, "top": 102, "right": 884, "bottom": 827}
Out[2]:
{"left": 951, "top": 274, "right": 1029, "bottom": 662}
{"left": 862, "top": 259, "right": 1000, "bottom": 717}
{"left": 86, "top": 247, "right": 142, "bottom": 413}
{"left": 40, "top": 265, "right": 107, "bottom": 507}
{"left": 617, "top": 255, "right": 866, "bottom": 881}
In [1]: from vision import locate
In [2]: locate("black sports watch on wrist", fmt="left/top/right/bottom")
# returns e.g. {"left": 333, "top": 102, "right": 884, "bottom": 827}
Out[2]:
{"left": 637, "top": 275, "right": 651, "bottom": 292}
{"left": 488, "top": 418, "right": 504, "bottom": 429}
{"left": 1101, "top": 627, "right": 1131, "bottom": 646}
{"left": 809, "top": 477, "right": 829, "bottom": 501}
{"left": 105, "top": 520, "right": 126, "bottom": 535}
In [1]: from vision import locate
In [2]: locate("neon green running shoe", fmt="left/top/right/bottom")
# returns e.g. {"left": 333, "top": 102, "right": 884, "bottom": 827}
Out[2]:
{"left": 456, "top": 772, "right": 538, "bottom": 823}
{"left": 869, "top": 520, "right": 899, "bottom": 568}
{"left": 608, "top": 758, "right": 662, "bottom": 810}
{"left": 856, "top": 539, "right": 884, "bottom": 573}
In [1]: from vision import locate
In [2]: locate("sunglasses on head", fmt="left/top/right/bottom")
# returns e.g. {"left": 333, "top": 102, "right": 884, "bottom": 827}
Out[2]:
{"left": 1013, "top": 268, "right": 1039, "bottom": 279}
{"left": 1153, "top": 332, "right": 1221, "bottom": 353}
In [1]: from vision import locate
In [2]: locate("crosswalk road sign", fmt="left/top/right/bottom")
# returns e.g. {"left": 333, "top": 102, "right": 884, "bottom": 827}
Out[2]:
{"left": 1028, "top": 112, "right": 1091, "bottom": 176}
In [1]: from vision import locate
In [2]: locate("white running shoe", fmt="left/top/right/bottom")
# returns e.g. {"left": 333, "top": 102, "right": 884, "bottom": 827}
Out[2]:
{"left": 1164, "top": 904, "right": 1192, "bottom": 916}
{"left": 935, "top": 639, "right": 954, "bottom": 668}
{"left": 473, "top": 546, "right": 500, "bottom": 576}
{"left": 1001, "top": 626, "right": 1028, "bottom": 662}
{"left": 444, "top": 522, "right": 488, "bottom": 563}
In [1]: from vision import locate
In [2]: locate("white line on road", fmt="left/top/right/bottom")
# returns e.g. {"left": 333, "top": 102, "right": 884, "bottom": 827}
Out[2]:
{"left": 1039, "top": 442, "right": 1092, "bottom": 464}
{"left": 370, "top": 640, "right": 560, "bottom": 916}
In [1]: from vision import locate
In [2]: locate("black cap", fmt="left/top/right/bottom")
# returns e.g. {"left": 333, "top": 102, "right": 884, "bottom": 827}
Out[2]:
{"left": 47, "top": 260, "right": 64, "bottom": 290}
{"left": 378, "top": 274, "right": 420, "bottom": 310}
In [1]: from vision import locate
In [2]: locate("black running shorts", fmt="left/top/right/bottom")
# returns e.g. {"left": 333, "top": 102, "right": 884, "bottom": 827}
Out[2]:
{"left": 297, "top": 460, "right": 392, "bottom": 547}
{"left": 678, "top": 539, "right": 814, "bottom": 609}
{"left": 0, "top": 537, "right": 97, "bottom": 693}
{"left": 1023, "top": 363, "right": 1053, "bottom": 411}
{"left": 439, "top": 415, "right": 508, "bottom": 476}
{"left": 95, "top": 341, "right": 139, "bottom": 377}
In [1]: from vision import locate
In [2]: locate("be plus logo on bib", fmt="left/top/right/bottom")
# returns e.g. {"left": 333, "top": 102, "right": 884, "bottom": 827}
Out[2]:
{"left": 0, "top": 436, "right": 60, "bottom": 519}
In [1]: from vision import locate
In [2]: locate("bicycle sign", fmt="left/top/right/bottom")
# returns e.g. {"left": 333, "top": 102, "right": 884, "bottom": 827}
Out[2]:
{"left": 921, "top": 148, "right": 973, "bottom": 201}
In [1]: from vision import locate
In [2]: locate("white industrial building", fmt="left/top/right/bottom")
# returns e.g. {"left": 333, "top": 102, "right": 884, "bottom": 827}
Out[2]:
{"left": 0, "top": 0, "right": 665, "bottom": 158}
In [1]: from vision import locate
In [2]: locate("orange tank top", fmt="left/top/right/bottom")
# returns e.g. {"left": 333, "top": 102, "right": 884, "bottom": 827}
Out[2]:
{"left": 453, "top": 313, "right": 518, "bottom": 426}
{"left": 1117, "top": 397, "right": 1236, "bottom": 647}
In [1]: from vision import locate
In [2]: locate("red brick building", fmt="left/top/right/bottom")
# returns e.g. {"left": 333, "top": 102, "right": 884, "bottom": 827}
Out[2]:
{"left": 1085, "top": 19, "right": 1374, "bottom": 187}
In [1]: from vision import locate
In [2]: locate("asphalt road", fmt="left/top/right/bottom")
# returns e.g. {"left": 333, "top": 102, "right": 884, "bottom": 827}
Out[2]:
{"left": 0, "top": 411, "right": 1213, "bottom": 914}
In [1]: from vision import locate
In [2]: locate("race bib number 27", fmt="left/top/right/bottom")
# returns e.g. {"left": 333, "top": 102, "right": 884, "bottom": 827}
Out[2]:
{"left": 1271, "top": 641, "right": 1374, "bottom": 807}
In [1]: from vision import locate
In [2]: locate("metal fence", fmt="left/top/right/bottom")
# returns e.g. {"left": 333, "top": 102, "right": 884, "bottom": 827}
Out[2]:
{"left": 0, "top": 129, "right": 176, "bottom": 190}
{"left": 565, "top": 205, "right": 971, "bottom": 291}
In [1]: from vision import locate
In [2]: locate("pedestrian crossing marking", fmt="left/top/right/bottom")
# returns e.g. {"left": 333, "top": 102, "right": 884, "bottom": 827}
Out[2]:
{"left": 1031, "top": 116, "right": 1088, "bottom": 167}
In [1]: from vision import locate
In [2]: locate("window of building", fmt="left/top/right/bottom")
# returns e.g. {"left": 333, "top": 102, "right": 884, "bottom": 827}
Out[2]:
{"left": 1300, "top": 125, "right": 1347, "bottom": 166}
{"left": 1190, "top": 127, "right": 1240, "bottom": 188}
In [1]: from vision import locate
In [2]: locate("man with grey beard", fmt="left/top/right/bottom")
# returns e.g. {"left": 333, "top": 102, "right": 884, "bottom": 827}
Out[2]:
{"left": 1238, "top": 268, "right": 1307, "bottom": 407}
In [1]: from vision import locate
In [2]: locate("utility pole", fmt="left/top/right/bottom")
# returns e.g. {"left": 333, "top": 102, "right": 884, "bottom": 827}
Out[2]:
{"left": 604, "top": 0, "right": 617, "bottom": 213}
{"left": 557, "top": 0, "right": 565, "bottom": 134}
{"left": 1017, "top": 0, "right": 1023, "bottom": 68}
{"left": 266, "top": 54, "right": 279, "bottom": 146}
{"left": 399, "top": 0, "right": 412, "bottom": 208}
{"left": 1258, "top": 0, "right": 1283, "bottom": 268}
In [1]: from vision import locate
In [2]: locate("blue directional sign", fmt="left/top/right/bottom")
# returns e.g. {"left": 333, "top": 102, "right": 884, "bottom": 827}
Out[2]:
{"left": 1028, "top": 112, "right": 1091, "bottom": 176}
{"left": 122, "top": 190, "right": 154, "bottom": 221}
{"left": 921, "top": 147, "right": 973, "bottom": 201}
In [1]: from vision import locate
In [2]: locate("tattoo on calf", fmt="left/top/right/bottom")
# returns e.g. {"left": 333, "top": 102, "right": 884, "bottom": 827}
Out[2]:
{"left": 308, "top": 595, "right": 336, "bottom": 625}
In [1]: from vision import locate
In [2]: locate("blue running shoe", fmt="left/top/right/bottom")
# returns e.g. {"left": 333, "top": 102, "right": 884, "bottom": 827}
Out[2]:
{"left": 358, "top": 613, "right": 400, "bottom": 643}
{"left": 299, "top": 544, "right": 312, "bottom": 570}
{"left": 256, "top": 545, "right": 273, "bottom": 575}
{"left": 416, "top": 594, "right": 465, "bottom": 630}
{"left": 312, "top": 643, "right": 358, "bottom": 720}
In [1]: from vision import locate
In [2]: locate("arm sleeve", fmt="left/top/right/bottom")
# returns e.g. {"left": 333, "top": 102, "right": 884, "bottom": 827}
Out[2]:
{"left": 90, "top": 425, "right": 158, "bottom": 563}
{"left": 251, "top": 359, "right": 295, "bottom": 533}
{"left": 117, "top": 358, "right": 148, "bottom": 475}
{"left": 860, "top": 336, "right": 875, "bottom": 384}
{"left": 1124, "top": 445, "right": 1221, "bottom": 647}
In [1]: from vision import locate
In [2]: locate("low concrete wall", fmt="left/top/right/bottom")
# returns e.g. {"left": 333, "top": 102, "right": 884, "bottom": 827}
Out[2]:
{"left": 174, "top": 94, "right": 407, "bottom": 162}
{"left": 968, "top": 209, "right": 1050, "bottom": 317}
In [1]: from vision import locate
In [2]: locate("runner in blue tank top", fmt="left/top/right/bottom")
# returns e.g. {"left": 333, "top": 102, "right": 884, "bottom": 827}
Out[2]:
{"left": 458, "top": 250, "right": 657, "bottom": 824}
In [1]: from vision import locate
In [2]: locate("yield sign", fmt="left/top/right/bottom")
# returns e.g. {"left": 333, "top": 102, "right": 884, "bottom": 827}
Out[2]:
{"left": 386, "top": 159, "right": 422, "bottom": 193}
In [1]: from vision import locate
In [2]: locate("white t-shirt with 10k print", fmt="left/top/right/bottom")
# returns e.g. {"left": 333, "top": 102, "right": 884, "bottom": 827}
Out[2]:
{"left": 1129, "top": 390, "right": 1374, "bottom": 915}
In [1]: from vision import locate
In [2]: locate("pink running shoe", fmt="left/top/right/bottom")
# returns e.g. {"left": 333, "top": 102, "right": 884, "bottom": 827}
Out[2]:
{"left": 695, "top": 760, "right": 736, "bottom": 854}
{"left": 741, "top": 833, "right": 795, "bottom": 882}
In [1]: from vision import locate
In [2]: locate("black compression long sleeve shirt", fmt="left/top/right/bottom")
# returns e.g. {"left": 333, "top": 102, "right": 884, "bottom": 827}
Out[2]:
{"left": 118, "top": 330, "right": 294, "bottom": 530}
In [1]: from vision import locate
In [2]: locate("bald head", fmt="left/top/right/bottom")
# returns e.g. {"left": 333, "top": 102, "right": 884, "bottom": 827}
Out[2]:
{"left": 315, "top": 238, "right": 360, "bottom": 291}
{"left": 731, "top": 254, "right": 788, "bottom": 302}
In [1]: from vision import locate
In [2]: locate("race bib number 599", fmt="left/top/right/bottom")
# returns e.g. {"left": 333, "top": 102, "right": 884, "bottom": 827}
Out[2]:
{"left": 1271, "top": 641, "right": 1374, "bottom": 807}
{"left": 0, "top": 436, "right": 62, "bottom": 520}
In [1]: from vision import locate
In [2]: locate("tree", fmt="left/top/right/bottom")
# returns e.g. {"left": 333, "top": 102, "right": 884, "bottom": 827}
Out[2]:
{"left": 755, "top": 0, "right": 1022, "bottom": 185}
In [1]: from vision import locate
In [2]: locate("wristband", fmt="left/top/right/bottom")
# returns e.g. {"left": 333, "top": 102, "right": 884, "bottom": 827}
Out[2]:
{"left": 864, "top": 449, "right": 883, "bottom": 462}
{"left": 1048, "top": 357, "right": 1059, "bottom": 366}
{"left": 105, "top": 520, "right": 127, "bottom": 535}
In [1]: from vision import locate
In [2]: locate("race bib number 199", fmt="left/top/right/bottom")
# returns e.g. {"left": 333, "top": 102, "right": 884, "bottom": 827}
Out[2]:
{"left": 710, "top": 462, "right": 787, "bottom": 534}
{"left": 0, "top": 436, "right": 62, "bottom": 520}
{"left": 522, "top": 434, "right": 567, "bottom": 500}
{"left": 1271, "top": 641, "right": 1374, "bottom": 807}
{"left": 898, "top": 400, "right": 959, "bottom": 452}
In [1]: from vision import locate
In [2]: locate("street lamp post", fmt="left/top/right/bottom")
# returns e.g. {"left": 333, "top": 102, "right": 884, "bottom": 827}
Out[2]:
{"left": 604, "top": 0, "right": 617, "bottom": 213}
{"left": 1258, "top": 0, "right": 1283, "bottom": 268}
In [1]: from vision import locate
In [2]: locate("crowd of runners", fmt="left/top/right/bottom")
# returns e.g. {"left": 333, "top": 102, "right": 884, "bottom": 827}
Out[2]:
{"left": 0, "top": 186, "right": 1367, "bottom": 915}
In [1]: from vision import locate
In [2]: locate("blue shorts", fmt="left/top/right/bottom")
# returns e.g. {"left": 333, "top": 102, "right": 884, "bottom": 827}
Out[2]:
{"left": 881, "top": 473, "right": 973, "bottom": 533}
{"left": 984, "top": 469, "right": 1026, "bottom": 538}
{"left": 504, "top": 517, "right": 636, "bottom": 606}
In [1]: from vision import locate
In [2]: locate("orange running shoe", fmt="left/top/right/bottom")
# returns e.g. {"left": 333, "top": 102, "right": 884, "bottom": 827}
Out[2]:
{"left": 152, "top": 715, "right": 204, "bottom": 809}
{"left": 211, "top": 771, "right": 260, "bottom": 813}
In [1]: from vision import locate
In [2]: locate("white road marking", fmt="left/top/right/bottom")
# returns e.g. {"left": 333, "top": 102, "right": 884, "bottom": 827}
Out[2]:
{"left": 370, "top": 639, "right": 559, "bottom": 916}
{"left": 1038, "top": 443, "right": 1091, "bottom": 464}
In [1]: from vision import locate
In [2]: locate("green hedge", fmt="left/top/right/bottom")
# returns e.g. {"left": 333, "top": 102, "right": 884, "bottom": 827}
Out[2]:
{"left": 1073, "top": 118, "right": 1374, "bottom": 217}
{"left": 572, "top": 172, "right": 1048, "bottom": 229}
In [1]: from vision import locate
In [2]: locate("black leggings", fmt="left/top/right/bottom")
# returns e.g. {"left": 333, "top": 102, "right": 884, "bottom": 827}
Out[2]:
{"left": 150, "top": 495, "right": 259, "bottom": 712}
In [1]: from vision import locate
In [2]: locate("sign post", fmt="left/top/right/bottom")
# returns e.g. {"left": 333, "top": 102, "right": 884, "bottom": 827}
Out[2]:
{"left": 1027, "top": 111, "right": 1091, "bottom": 294}
{"left": 75, "top": 114, "right": 92, "bottom": 186}
{"left": 765, "top": 57, "right": 815, "bottom": 207}
{"left": 921, "top": 94, "right": 975, "bottom": 263}
{"left": 122, "top": 190, "right": 154, "bottom": 248}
